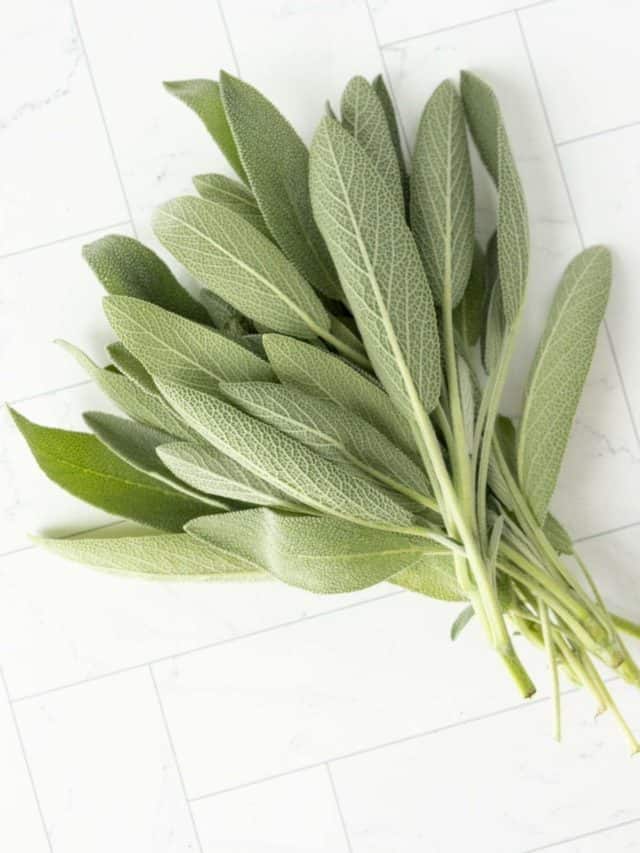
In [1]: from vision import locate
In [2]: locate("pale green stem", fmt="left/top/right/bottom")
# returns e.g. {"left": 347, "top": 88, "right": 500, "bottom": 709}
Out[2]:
{"left": 539, "top": 598, "right": 562, "bottom": 741}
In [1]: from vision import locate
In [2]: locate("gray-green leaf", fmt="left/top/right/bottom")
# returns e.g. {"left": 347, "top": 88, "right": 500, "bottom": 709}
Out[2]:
{"left": 193, "top": 173, "right": 270, "bottom": 237}
{"left": 451, "top": 604, "right": 475, "bottom": 640}
{"left": 372, "top": 74, "right": 409, "bottom": 210}
{"left": 153, "top": 196, "right": 330, "bottom": 339}
{"left": 106, "top": 343, "right": 157, "bottom": 393}
{"left": 517, "top": 246, "right": 611, "bottom": 522}
{"left": 187, "top": 509, "right": 448, "bottom": 594}
{"left": 309, "top": 116, "right": 441, "bottom": 416}
{"left": 219, "top": 71, "right": 342, "bottom": 299}
{"left": 454, "top": 241, "right": 486, "bottom": 347}
{"left": 411, "top": 80, "right": 474, "bottom": 308}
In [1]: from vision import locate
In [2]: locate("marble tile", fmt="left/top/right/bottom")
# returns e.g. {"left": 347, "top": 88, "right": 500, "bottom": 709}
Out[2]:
{"left": 0, "top": 533, "right": 392, "bottom": 698}
{"left": 383, "top": 12, "right": 640, "bottom": 539}
{"left": 520, "top": 0, "right": 640, "bottom": 143}
{"left": 0, "top": 226, "right": 129, "bottom": 403}
{"left": 193, "top": 767, "right": 351, "bottom": 853}
{"left": 369, "top": 0, "right": 535, "bottom": 46}
{"left": 330, "top": 684, "right": 640, "bottom": 853}
{"left": 15, "top": 669, "right": 198, "bottom": 852}
{"left": 0, "top": 383, "right": 120, "bottom": 556}
{"left": 153, "top": 593, "right": 548, "bottom": 799}
{"left": 560, "top": 125, "right": 640, "bottom": 437}
{"left": 542, "top": 820, "right": 640, "bottom": 852}
{"left": 0, "top": 675, "right": 50, "bottom": 853}
{"left": 72, "top": 0, "right": 238, "bottom": 249}
{"left": 0, "top": 0, "right": 128, "bottom": 256}
{"left": 221, "top": 0, "right": 382, "bottom": 143}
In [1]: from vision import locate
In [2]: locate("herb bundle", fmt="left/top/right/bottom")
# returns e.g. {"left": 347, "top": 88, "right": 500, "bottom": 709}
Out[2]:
{"left": 12, "top": 70, "right": 640, "bottom": 748}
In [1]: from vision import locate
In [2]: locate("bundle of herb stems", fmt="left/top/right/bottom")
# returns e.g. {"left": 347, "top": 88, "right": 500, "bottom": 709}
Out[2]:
{"left": 12, "top": 69, "right": 640, "bottom": 750}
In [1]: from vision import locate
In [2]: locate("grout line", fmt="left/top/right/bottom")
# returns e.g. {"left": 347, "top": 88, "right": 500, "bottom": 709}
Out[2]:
{"left": 0, "top": 669, "right": 54, "bottom": 853}
{"left": 523, "top": 815, "right": 640, "bottom": 853}
{"left": 11, "top": 590, "right": 404, "bottom": 704}
{"left": 378, "top": 0, "right": 556, "bottom": 49}
{"left": 0, "top": 220, "right": 131, "bottom": 262}
{"left": 149, "top": 667, "right": 204, "bottom": 853}
{"left": 325, "top": 763, "right": 354, "bottom": 853}
{"left": 68, "top": 0, "right": 137, "bottom": 237}
{"left": 215, "top": 0, "right": 242, "bottom": 78}
{"left": 7, "top": 378, "right": 92, "bottom": 407}
{"left": 557, "top": 119, "right": 640, "bottom": 148}
{"left": 515, "top": 11, "right": 640, "bottom": 450}
{"left": 574, "top": 520, "right": 640, "bottom": 545}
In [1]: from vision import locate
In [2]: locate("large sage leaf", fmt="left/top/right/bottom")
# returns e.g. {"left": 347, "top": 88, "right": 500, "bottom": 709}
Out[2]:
{"left": 371, "top": 74, "right": 409, "bottom": 210}
{"left": 411, "top": 80, "right": 474, "bottom": 308}
{"left": 263, "top": 334, "right": 416, "bottom": 458}
{"left": 219, "top": 71, "right": 341, "bottom": 299}
{"left": 341, "top": 76, "right": 404, "bottom": 211}
{"left": 309, "top": 116, "right": 441, "bottom": 416}
{"left": 158, "top": 381, "right": 415, "bottom": 528}
{"left": 158, "top": 441, "right": 301, "bottom": 510}
{"left": 83, "top": 412, "right": 228, "bottom": 510}
{"left": 103, "top": 295, "right": 274, "bottom": 391}
{"left": 10, "top": 410, "right": 209, "bottom": 531}
{"left": 221, "top": 381, "right": 431, "bottom": 498}
{"left": 164, "top": 79, "right": 247, "bottom": 182}
{"left": 187, "top": 509, "right": 449, "bottom": 594}
{"left": 153, "top": 196, "right": 330, "bottom": 339}
{"left": 82, "top": 234, "right": 209, "bottom": 323}
{"left": 58, "top": 341, "right": 196, "bottom": 440}
{"left": 517, "top": 247, "right": 611, "bottom": 522}
{"left": 38, "top": 532, "right": 261, "bottom": 580}
{"left": 193, "top": 173, "right": 270, "bottom": 237}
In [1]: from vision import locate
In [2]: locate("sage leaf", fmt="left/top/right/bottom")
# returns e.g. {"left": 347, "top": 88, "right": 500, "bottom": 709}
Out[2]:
{"left": 219, "top": 71, "right": 342, "bottom": 299}
{"left": 263, "top": 334, "right": 417, "bottom": 458}
{"left": 517, "top": 247, "right": 612, "bottom": 522}
{"left": 163, "top": 79, "right": 247, "bottom": 182}
{"left": 220, "top": 381, "right": 431, "bottom": 498}
{"left": 543, "top": 514, "right": 573, "bottom": 555}
{"left": 193, "top": 173, "right": 270, "bottom": 237}
{"left": 341, "top": 75, "right": 404, "bottom": 211}
{"left": 10, "top": 409, "right": 209, "bottom": 531}
{"left": 309, "top": 116, "right": 441, "bottom": 416}
{"left": 451, "top": 604, "right": 475, "bottom": 640}
{"left": 58, "top": 340, "right": 197, "bottom": 440}
{"left": 457, "top": 355, "right": 476, "bottom": 453}
{"left": 83, "top": 412, "right": 228, "bottom": 510}
{"left": 198, "top": 289, "right": 252, "bottom": 335}
{"left": 372, "top": 74, "right": 409, "bottom": 209}
{"left": 391, "top": 555, "right": 464, "bottom": 602}
{"left": 38, "top": 532, "right": 261, "bottom": 580}
{"left": 460, "top": 71, "right": 500, "bottom": 182}
{"left": 483, "top": 283, "right": 505, "bottom": 374}
{"left": 158, "top": 441, "right": 301, "bottom": 510}
{"left": 411, "top": 80, "right": 474, "bottom": 308}
{"left": 82, "top": 234, "right": 209, "bottom": 323}
{"left": 103, "top": 295, "right": 274, "bottom": 391}
{"left": 153, "top": 196, "right": 331, "bottom": 339}
{"left": 454, "top": 241, "right": 486, "bottom": 347}
{"left": 187, "top": 509, "right": 448, "bottom": 594}
{"left": 158, "top": 380, "right": 415, "bottom": 528}
{"left": 106, "top": 342, "right": 157, "bottom": 394}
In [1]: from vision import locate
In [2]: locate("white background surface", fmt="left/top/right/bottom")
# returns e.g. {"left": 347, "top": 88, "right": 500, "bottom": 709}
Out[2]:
{"left": 1, "top": 0, "right": 640, "bottom": 850}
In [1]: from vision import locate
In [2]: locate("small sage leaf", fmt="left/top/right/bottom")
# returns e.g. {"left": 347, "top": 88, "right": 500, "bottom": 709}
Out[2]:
{"left": 193, "top": 173, "right": 270, "bottom": 237}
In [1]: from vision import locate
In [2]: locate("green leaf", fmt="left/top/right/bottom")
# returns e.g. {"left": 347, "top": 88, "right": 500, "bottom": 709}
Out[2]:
{"left": 497, "top": 121, "right": 529, "bottom": 325}
{"left": 371, "top": 74, "right": 409, "bottom": 210}
{"left": 106, "top": 343, "right": 157, "bottom": 393}
{"left": 219, "top": 71, "right": 341, "bottom": 299}
{"left": 158, "top": 381, "right": 415, "bottom": 529}
{"left": 309, "top": 116, "right": 441, "bottom": 416}
{"left": 193, "top": 173, "right": 270, "bottom": 237}
{"left": 10, "top": 409, "right": 209, "bottom": 531}
{"left": 411, "top": 80, "right": 474, "bottom": 308}
{"left": 82, "top": 234, "right": 209, "bottom": 323}
{"left": 457, "top": 355, "right": 475, "bottom": 453}
{"left": 454, "top": 241, "right": 486, "bottom": 347}
{"left": 187, "top": 509, "right": 448, "bottom": 594}
{"left": 198, "top": 289, "right": 252, "bottom": 335}
{"left": 103, "top": 295, "right": 274, "bottom": 392}
{"left": 488, "top": 415, "right": 516, "bottom": 509}
{"left": 460, "top": 71, "right": 500, "bottom": 182}
{"left": 163, "top": 79, "right": 247, "bottom": 182}
{"left": 543, "top": 514, "right": 573, "bottom": 555}
{"left": 153, "top": 196, "right": 330, "bottom": 340}
{"left": 451, "top": 604, "right": 475, "bottom": 640}
{"left": 157, "top": 441, "right": 301, "bottom": 510}
{"left": 341, "top": 76, "right": 404, "bottom": 211}
{"left": 517, "top": 247, "right": 612, "bottom": 522}
{"left": 482, "top": 282, "right": 505, "bottom": 374}
{"left": 263, "top": 334, "right": 417, "bottom": 458}
{"left": 391, "top": 555, "right": 464, "bottom": 602}
{"left": 58, "top": 340, "right": 197, "bottom": 440}
{"left": 37, "top": 532, "right": 261, "bottom": 580}
{"left": 83, "top": 412, "right": 228, "bottom": 510}
{"left": 220, "top": 381, "right": 431, "bottom": 499}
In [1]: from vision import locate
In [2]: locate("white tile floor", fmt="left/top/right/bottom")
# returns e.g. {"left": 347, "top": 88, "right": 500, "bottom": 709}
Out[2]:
{"left": 1, "top": 1, "right": 639, "bottom": 850}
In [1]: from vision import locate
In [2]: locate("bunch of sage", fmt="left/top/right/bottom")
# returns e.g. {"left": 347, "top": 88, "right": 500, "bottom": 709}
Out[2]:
{"left": 12, "top": 69, "right": 640, "bottom": 749}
